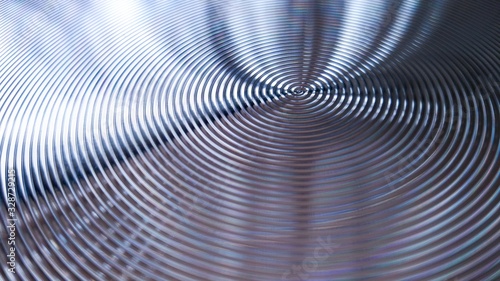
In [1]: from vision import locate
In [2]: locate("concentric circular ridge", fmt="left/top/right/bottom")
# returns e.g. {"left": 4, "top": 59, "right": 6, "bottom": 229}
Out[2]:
{"left": 0, "top": 1, "right": 499, "bottom": 280}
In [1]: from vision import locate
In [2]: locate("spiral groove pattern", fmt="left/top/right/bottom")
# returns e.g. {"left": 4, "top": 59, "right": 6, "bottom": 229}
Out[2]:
{"left": 1, "top": 0, "right": 499, "bottom": 280}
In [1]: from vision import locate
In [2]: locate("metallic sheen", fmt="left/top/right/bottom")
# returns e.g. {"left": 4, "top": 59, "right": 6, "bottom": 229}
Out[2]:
{"left": 0, "top": 0, "right": 499, "bottom": 280}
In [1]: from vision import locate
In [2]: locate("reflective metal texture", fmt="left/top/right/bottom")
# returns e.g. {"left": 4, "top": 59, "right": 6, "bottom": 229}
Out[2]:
{"left": 0, "top": 0, "right": 499, "bottom": 280}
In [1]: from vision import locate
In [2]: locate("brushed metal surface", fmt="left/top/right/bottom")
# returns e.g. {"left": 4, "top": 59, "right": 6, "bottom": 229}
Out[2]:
{"left": 0, "top": 0, "right": 499, "bottom": 280}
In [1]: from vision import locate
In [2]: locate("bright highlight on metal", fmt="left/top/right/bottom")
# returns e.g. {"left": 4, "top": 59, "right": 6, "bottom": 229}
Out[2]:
{"left": 0, "top": 0, "right": 499, "bottom": 280}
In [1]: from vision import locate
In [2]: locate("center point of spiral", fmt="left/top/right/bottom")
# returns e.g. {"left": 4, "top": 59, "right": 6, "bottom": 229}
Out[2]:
{"left": 292, "top": 86, "right": 307, "bottom": 96}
